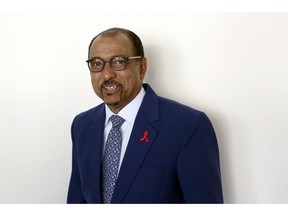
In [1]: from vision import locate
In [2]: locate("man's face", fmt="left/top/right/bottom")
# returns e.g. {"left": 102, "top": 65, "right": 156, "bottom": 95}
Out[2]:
{"left": 88, "top": 34, "right": 147, "bottom": 113}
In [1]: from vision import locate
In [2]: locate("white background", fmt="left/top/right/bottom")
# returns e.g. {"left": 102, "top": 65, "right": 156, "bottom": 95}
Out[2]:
{"left": 0, "top": 8, "right": 288, "bottom": 203}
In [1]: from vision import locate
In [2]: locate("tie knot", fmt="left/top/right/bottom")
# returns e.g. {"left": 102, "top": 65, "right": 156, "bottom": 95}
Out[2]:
{"left": 110, "top": 115, "right": 125, "bottom": 129}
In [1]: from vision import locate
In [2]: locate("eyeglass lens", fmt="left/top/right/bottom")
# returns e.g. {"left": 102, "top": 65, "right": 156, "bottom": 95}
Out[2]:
{"left": 89, "top": 57, "right": 127, "bottom": 72}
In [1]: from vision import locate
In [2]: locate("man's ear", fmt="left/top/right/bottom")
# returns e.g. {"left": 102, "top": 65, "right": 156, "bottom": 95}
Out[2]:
{"left": 139, "top": 57, "right": 147, "bottom": 80}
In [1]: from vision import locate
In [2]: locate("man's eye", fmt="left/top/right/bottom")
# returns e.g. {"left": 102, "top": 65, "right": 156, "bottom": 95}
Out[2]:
{"left": 112, "top": 57, "right": 126, "bottom": 64}
{"left": 91, "top": 60, "right": 103, "bottom": 67}
{"left": 115, "top": 59, "right": 125, "bottom": 65}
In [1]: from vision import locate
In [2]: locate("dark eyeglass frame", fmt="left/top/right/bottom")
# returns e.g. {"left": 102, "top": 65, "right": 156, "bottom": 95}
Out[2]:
{"left": 86, "top": 56, "right": 142, "bottom": 73}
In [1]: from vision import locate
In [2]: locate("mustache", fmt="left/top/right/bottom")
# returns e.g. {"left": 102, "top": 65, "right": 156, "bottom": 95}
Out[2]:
{"left": 101, "top": 80, "right": 122, "bottom": 87}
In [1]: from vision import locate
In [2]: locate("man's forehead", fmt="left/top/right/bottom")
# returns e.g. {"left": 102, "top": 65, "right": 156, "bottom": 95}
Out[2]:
{"left": 89, "top": 35, "right": 133, "bottom": 56}
{"left": 92, "top": 34, "right": 131, "bottom": 48}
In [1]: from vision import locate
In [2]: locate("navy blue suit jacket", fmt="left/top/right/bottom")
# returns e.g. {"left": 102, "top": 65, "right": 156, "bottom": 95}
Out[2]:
{"left": 67, "top": 84, "right": 223, "bottom": 203}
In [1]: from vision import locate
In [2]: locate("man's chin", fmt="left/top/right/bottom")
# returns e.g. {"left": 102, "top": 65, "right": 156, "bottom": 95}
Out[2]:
{"left": 105, "top": 101, "right": 124, "bottom": 113}
{"left": 105, "top": 101, "right": 120, "bottom": 107}
{"left": 103, "top": 95, "right": 121, "bottom": 106}
{"left": 105, "top": 99, "right": 123, "bottom": 108}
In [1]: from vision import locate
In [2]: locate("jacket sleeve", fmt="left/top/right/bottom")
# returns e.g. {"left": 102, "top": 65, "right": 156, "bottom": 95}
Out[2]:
{"left": 67, "top": 118, "right": 86, "bottom": 203}
{"left": 177, "top": 112, "right": 224, "bottom": 203}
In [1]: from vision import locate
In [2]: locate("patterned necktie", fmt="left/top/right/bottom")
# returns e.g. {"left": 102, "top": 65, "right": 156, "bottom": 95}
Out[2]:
{"left": 102, "top": 115, "right": 125, "bottom": 204}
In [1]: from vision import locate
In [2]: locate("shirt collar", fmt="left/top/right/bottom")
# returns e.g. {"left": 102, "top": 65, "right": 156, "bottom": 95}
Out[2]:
{"left": 105, "top": 87, "right": 146, "bottom": 126}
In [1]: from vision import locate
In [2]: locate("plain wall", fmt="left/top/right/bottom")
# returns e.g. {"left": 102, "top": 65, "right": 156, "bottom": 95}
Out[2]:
{"left": 0, "top": 12, "right": 288, "bottom": 203}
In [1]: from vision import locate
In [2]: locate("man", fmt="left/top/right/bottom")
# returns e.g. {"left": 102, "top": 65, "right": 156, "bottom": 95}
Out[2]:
{"left": 67, "top": 27, "right": 223, "bottom": 203}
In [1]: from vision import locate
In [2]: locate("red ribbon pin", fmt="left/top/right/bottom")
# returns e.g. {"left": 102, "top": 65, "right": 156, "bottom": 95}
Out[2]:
{"left": 140, "top": 130, "right": 149, "bottom": 143}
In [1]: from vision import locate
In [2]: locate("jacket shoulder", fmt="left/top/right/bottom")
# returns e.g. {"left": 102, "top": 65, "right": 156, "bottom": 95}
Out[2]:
{"left": 73, "top": 103, "right": 105, "bottom": 125}
{"left": 156, "top": 96, "right": 215, "bottom": 132}
{"left": 158, "top": 96, "right": 203, "bottom": 117}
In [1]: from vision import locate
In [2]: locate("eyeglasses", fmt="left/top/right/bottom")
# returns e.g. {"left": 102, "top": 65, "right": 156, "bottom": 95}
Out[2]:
{"left": 86, "top": 56, "right": 142, "bottom": 73}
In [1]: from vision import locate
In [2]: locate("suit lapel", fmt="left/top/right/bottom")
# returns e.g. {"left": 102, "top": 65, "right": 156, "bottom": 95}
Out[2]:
{"left": 89, "top": 105, "right": 106, "bottom": 203}
{"left": 111, "top": 84, "right": 160, "bottom": 203}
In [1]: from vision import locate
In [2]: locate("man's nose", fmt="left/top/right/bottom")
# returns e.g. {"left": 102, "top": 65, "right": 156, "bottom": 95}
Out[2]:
{"left": 102, "top": 63, "right": 116, "bottom": 80}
